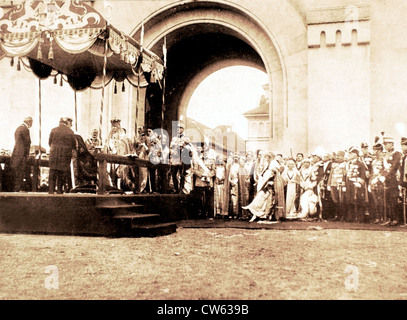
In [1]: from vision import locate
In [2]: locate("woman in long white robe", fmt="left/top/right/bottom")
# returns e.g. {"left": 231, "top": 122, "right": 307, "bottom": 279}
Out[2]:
{"left": 282, "top": 159, "right": 301, "bottom": 216}
{"left": 243, "top": 165, "right": 278, "bottom": 222}
{"left": 297, "top": 159, "right": 318, "bottom": 219}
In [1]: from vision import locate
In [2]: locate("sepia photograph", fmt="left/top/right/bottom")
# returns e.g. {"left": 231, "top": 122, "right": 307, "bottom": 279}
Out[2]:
{"left": 0, "top": 0, "right": 407, "bottom": 305}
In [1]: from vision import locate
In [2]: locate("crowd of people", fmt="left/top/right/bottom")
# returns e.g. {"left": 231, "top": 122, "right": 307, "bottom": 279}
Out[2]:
{"left": 3, "top": 116, "right": 407, "bottom": 227}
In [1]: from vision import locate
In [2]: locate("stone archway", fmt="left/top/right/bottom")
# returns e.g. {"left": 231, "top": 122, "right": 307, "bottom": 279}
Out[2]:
{"left": 129, "top": 1, "right": 282, "bottom": 148}
{"left": 126, "top": 0, "right": 307, "bottom": 153}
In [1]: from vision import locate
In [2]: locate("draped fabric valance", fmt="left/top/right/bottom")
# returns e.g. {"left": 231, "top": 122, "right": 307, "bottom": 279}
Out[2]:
{"left": 0, "top": 0, "right": 164, "bottom": 91}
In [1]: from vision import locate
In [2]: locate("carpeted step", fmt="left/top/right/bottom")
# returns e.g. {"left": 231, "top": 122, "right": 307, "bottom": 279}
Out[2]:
{"left": 130, "top": 222, "right": 177, "bottom": 237}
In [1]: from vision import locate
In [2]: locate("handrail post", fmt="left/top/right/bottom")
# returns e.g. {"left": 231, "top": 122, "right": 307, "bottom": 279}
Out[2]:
{"left": 32, "top": 157, "right": 40, "bottom": 192}
{"left": 97, "top": 159, "right": 108, "bottom": 195}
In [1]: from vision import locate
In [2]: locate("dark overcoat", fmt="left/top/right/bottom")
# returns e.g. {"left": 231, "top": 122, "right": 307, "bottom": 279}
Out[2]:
{"left": 48, "top": 124, "right": 76, "bottom": 172}
{"left": 10, "top": 124, "right": 31, "bottom": 169}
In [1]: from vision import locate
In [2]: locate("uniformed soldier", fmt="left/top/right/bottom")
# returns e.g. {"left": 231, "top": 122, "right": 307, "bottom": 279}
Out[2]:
{"left": 229, "top": 152, "right": 240, "bottom": 219}
{"left": 381, "top": 136, "right": 402, "bottom": 226}
{"left": 214, "top": 155, "right": 227, "bottom": 218}
{"left": 85, "top": 129, "right": 102, "bottom": 156}
{"left": 169, "top": 122, "right": 185, "bottom": 193}
{"left": 360, "top": 142, "right": 374, "bottom": 221}
{"left": 399, "top": 137, "right": 407, "bottom": 188}
{"left": 320, "top": 153, "right": 333, "bottom": 220}
{"left": 193, "top": 145, "right": 216, "bottom": 219}
{"left": 146, "top": 129, "right": 162, "bottom": 193}
{"left": 398, "top": 137, "right": 407, "bottom": 226}
{"left": 311, "top": 153, "right": 324, "bottom": 220}
{"left": 369, "top": 141, "right": 386, "bottom": 224}
{"left": 327, "top": 151, "right": 347, "bottom": 221}
{"left": 344, "top": 147, "right": 367, "bottom": 222}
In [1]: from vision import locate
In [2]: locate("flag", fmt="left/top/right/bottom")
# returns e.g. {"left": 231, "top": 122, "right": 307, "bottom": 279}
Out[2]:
{"left": 140, "top": 24, "right": 144, "bottom": 50}
{"left": 162, "top": 36, "right": 167, "bottom": 67}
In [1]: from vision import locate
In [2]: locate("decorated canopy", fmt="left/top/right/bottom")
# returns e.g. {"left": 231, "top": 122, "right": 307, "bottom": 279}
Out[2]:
{"left": 0, "top": 0, "right": 165, "bottom": 91}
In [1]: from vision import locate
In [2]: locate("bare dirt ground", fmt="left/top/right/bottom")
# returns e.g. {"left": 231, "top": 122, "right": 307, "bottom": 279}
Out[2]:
{"left": 1, "top": 219, "right": 407, "bottom": 300}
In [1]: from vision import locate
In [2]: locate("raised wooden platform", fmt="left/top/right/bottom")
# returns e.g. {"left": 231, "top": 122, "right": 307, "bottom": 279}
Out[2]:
{"left": 0, "top": 192, "right": 200, "bottom": 237}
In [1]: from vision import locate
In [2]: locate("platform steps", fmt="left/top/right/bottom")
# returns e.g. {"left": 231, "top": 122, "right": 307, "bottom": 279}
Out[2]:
{"left": 96, "top": 199, "right": 177, "bottom": 237}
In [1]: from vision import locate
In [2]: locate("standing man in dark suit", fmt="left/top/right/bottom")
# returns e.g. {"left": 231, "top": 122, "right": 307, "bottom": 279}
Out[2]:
{"left": 48, "top": 118, "right": 76, "bottom": 194}
{"left": 10, "top": 116, "right": 33, "bottom": 192}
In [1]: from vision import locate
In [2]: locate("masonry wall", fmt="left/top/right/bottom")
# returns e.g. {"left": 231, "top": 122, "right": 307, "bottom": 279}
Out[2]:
{"left": 370, "top": 0, "right": 407, "bottom": 144}
{"left": 307, "top": 19, "right": 371, "bottom": 153}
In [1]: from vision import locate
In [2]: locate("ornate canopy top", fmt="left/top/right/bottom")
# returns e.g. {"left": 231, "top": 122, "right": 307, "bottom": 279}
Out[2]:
{"left": 0, "top": 0, "right": 104, "bottom": 33}
{"left": 0, "top": 0, "right": 164, "bottom": 91}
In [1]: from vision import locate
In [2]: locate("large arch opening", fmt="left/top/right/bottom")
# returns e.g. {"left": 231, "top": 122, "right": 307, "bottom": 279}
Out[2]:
{"left": 186, "top": 66, "right": 268, "bottom": 141}
{"left": 131, "top": 1, "right": 288, "bottom": 150}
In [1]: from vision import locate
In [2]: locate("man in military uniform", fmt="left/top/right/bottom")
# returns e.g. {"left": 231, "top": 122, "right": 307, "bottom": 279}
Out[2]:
{"left": 85, "top": 129, "right": 102, "bottom": 156}
{"left": 193, "top": 144, "right": 216, "bottom": 218}
{"left": 327, "top": 151, "right": 347, "bottom": 221}
{"left": 319, "top": 153, "right": 333, "bottom": 220}
{"left": 369, "top": 141, "right": 386, "bottom": 224}
{"left": 295, "top": 153, "right": 304, "bottom": 170}
{"left": 179, "top": 137, "right": 194, "bottom": 194}
{"left": 381, "top": 136, "right": 402, "bottom": 226}
{"left": 229, "top": 152, "right": 240, "bottom": 219}
{"left": 170, "top": 122, "right": 185, "bottom": 193}
{"left": 360, "top": 142, "right": 374, "bottom": 222}
{"left": 10, "top": 116, "right": 33, "bottom": 192}
{"left": 398, "top": 137, "right": 407, "bottom": 226}
{"left": 310, "top": 154, "right": 325, "bottom": 220}
{"left": 146, "top": 128, "right": 162, "bottom": 193}
{"left": 214, "top": 155, "right": 227, "bottom": 217}
{"left": 344, "top": 148, "right": 367, "bottom": 222}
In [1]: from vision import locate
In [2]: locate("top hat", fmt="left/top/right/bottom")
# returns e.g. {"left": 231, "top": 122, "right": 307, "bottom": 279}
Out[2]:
{"left": 361, "top": 142, "right": 369, "bottom": 149}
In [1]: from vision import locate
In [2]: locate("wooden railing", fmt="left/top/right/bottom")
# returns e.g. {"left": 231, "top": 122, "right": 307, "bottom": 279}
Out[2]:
{"left": 94, "top": 153, "right": 172, "bottom": 195}
{"left": 0, "top": 155, "right": 49, "bottom": 192}
{"left": 0, "top": 154, "right": 172, "bottom": 194}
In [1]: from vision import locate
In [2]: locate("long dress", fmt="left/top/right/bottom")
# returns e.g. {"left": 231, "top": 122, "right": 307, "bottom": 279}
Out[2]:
{"left": 244, "top": 167, "right": 276, "bottom": 220}
{"left": 222, "top": 157, "right": 233, "bottom": 215}
{"left": 214, "top": 164, "right": 226, "bottom": 216}
{"left": 229, "top": 162, "right": 240, "bottom": 217}
{"left": 282, "top": 168, "right": 300, "bottom": 215}
{"left": 238, "top": 162, "right": 251, "bottom": 219}
{"left": 298, "top": 166, "right": 318, "bottom": 219}
{"left": 137, "top": 137, "right": 150, "bottom": 193}
{"left": 245, "top": 185, "right": 274, "bottom": 219}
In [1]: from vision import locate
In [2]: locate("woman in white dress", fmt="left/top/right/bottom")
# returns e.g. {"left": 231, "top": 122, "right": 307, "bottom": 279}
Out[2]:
{"left": 282, "top": 159, "right": 301, "bottom": 216}
{"left": 243, "top": 163, "right": 279, "bottom": 222}
{"left": 297, "top": 158, "right": 318, "bottom": 219}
